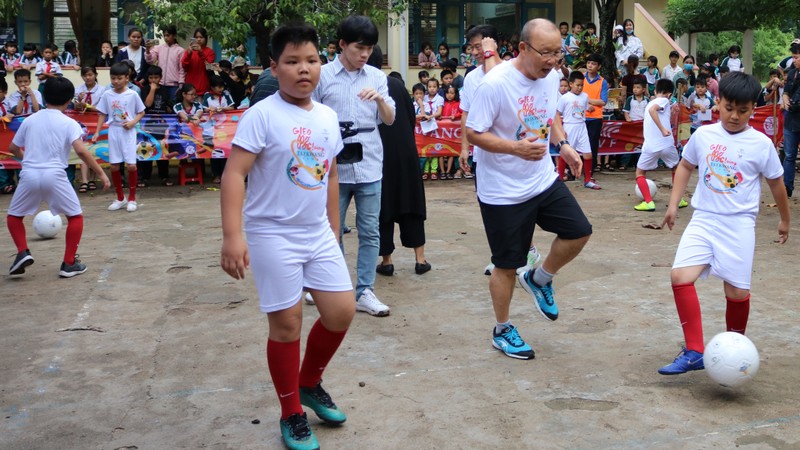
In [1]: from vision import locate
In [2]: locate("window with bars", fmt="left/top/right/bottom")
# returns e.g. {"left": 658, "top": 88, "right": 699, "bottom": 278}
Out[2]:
{"left": 52, "top": 0, "right": 118, "bottom": 48}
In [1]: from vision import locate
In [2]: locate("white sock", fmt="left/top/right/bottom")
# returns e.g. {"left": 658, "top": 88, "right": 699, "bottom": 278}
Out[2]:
{"left": 495, "top": 321, "right": 512, "bottom": 334}
{"left": 533, "top": 266, "right": 554, "bottom": 287}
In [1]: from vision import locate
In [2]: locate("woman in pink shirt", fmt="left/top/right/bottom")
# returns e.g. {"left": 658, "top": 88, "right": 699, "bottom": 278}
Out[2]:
{"left": 181, "top": 27, "right": 215, "bottom": 95}
{"left": 145, "top": 24, "right": 185, "bottom": 101}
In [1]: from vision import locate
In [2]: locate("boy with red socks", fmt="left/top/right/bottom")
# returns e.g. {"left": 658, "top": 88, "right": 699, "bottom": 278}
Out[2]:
{"left": 556, "top": 71, "right": 601, "bottom": 189}
{"left": 658, "top": 72, "right": 790, "bottom": 375}
{"left": 92, "top": 61, "right": 146, "bottom": 212}
{"left": 6, "top": 77, "right": 110, "bottom": 277}
{"left": 220, "top": 24, "right": 354, "bottom": 450}
{"left": 634, "top": 78, "right": 689, "bottom": 211}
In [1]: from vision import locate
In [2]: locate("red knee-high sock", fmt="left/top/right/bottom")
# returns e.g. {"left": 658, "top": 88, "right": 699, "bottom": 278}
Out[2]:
{"left": 64, "top": 215, "right": 83, "bottom": 265}
{"left": 267, "top": 339, "right": 303, "bottom": 420}
{"left": 672, "top": 283, "right": 704, "bottom": 352}
{"left": 557, "top": 158, "right": 566, "bottom": 179}
{"left": 636, "top": 176, "right": 653, "bottom": 203}
{"left": 111, "top": 171, "right": 124, "bottom": 201}
{"left": 127, "top": 170, "right": 138, "bottom": 202}
{"left": 7, "top": 215, "right": 28, "bottom": 253}
{"left": 583, "top": 159, "right": 593, "bottom": 183}
{"left": 299, "top": 319, "right": 348, "bottom": 388}
{"left": 726, "top": 295, "right": 750, "bottom": 334}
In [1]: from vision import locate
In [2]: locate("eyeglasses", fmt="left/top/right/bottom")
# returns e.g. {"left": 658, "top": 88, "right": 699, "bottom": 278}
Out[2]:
{"left": 523, "top": 42, "right": 563, "bottom": 61}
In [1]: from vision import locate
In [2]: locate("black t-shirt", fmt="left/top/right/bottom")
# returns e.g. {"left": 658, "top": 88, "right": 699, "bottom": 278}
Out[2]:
{"left": 140, "top": 84, "right": 172, "bottom": 114}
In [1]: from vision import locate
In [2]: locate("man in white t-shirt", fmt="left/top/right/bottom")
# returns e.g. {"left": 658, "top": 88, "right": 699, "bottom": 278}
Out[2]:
{"left": 465, "top": 19, "right": 592, "bottom": 360}
{"left": 221, "top": 24, "right": 356, "bottom": 450}
{"left": 657, "top": 72, "right": 789, "bottom": 376}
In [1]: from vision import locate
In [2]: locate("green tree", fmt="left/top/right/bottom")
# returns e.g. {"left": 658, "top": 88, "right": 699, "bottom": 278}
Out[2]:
{"left": 133, "top": 0, "right": 410, "bottom": 66}
{"left": 665, "top": 0, "right": 797, "bottom": 35}
{"left": 691, "top": 28, "right": 792, "bottom": 80}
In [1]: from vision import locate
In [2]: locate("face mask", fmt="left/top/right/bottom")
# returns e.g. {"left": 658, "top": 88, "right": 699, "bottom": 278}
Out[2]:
{"left": 684, "top": 64, "right": 694, "bottom": 71}
{"left": 731, "top": 55, "right": 739, "bottom": 60}
{"left": 626, "top": 30, "right": 633, "bottom": 35}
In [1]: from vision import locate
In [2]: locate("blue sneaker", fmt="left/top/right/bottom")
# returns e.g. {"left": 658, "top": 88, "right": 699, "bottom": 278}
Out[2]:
{"left": 658, "top": 348, "right": 705, "bottom": 375}
{"left": 518, "top": 270, "right": 558, "bottom": 321}
{"left": 279, "top": 412, "right": 319, "bottom": 450}
{"left": 300, "top": 382, "right": 346, "bottom": 424}
{"left": 492, "top": 325, "right": 535, "bottom": 360}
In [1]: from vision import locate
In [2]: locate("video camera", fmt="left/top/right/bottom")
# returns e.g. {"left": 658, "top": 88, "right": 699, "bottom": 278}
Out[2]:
{"left": 337, "top": 121, "right": 375, "bottom": 165}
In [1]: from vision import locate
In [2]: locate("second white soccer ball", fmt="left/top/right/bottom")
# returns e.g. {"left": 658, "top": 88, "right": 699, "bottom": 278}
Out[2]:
{"left": 703, "top": 332, "right": 760, "bottom": 388}
{"left": 634, "top": 179, "right": 658, "bottom": 200}
{"left": 32, "top": 210, "right": 63, "bottom": 239}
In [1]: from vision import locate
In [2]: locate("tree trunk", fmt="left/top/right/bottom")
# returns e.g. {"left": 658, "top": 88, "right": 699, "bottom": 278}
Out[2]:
{"left": 248, "top": 17, "right": 273, "bottom": 67}
{"left": 597, "top": 0, "right": 622, "bottom": 87}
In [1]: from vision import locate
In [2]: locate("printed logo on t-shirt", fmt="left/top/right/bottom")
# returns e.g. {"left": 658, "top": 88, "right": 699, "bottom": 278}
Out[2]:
{"left": 286, "top": 127, "right": 330, "bottom": 190}
{"left": 703, "top": 144, "right": 743, "bottom": 194}
{"left": 569, "top": 99, "right": 585, "bottom": 120}
{"left": 516, "top": 95, "right": 553, "bottom": 143}
{"left": 111, "top": 100, "right": 130, "bottom": 122}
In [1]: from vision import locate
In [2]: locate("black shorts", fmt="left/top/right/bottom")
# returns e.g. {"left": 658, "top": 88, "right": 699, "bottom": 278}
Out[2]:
{"left": 479, "top": 179, "right": 592, "bottom": 269}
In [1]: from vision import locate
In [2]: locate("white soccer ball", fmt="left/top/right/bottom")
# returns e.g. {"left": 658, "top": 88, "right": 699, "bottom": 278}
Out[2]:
{"left": 634, "top": 179, "right": 658, "bottom": 200}
{"left": 33, "top": 210, "right": 63, "bottom": 239}
{"left": 703, "top": 332, "right": 760, "bottom": 388}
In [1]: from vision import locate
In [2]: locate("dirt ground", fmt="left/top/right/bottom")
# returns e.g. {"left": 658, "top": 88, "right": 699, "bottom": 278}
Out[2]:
{"left": 1, "top": 169, "right": 799, "bottom": 449}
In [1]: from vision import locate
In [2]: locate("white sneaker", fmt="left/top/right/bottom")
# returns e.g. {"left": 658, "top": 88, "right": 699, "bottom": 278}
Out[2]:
{"left": 516, "top": 246, "right": 542, "bottom": 275}
{"left": 108, "top": 197, "right": 128, "bottom": 211}
{"left": 356, "top": 288, "right": 390, "bottom": 317}
{"left": 126, "top": 201, "right": 138, "bottom": 212}
{"left": 484, "top": 263, "right": 494, "bottom": 276}
{"left": 304, "top": 292, "right": 315, "bottom": 305}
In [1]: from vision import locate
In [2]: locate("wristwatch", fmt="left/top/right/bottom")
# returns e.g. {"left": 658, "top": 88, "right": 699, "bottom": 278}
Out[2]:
{"left": 555, "top": 139, "right": 570, "bottom": 151}
{"left": 483, "top": 50, "right": 496, "bottom": 59}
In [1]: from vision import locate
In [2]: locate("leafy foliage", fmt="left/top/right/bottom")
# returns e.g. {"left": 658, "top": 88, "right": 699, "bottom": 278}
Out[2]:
{"left": 695, "top": 28, "right": 795, "bottom": 80}
{"left": 665, "top": 0, "right": 797, "bottom": 35}
{"left": 131, "top": 0, "right": 410, "bottom": 65}
{"left": 571, "top": 31, "right": 604, "bottom": 70}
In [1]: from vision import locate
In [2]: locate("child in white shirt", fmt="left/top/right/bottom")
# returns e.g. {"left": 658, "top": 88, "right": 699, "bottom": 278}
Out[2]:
{"left": 556, "top": 71, "right": 600, "bottom": 189}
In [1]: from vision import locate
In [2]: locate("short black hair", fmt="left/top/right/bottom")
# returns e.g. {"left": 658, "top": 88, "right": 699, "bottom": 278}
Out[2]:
{"left": 465, "top": 25, "right": 499, "bottom": 44}
{"left": 585, "top": 22, "right": 597, "bottom": 32}
{"left": 571, "top": 21, "right": 583, "bottom": 28}
{"left": 587, "top": 53, "right": 603, "bottom": 65}
{"left": 694, "top": 76, "right": 707, "bottom": 87}
{"left": 5, "top": 40, "right": 17, "bottom": 47}
{"left": 13, "top": 68, "right": 31, "bottom": 80}
{"left": 568, "top": 71, "right": 584, "bottom": 82}
{"left": 559, "top": 22, "right": 569, "bottom": 28}
{"left": 718, "top": 71, "right": 760, "bottom": 105}
{"left": 669, "top": 50, "right": 680, "bottom": 58}
{"left": 791, "top": 43, "right": 800, "bottom": 55}
{"left": 270, "top": 23, "right": 319, "bottom": 63}
{"left": 128, "top": 27, "right": 143, "bottom": 38}
{"left": 727, "top": 45, "right": 741, "bottom": 54}
{"left": 193, "top": 27, "right": 208, "bottom": 41}
{"left": 163, "top": 24, "right": 178, "bottom": 36}
{"left": 43, "top": 77, "right": 75, "bottom": 106}
{"left": 655, "top": 78, "right": 674, "bottom": 94}
{"left": 209, "top": 74, "right": 225, "bottom": 88}
{"left": 440, "top": 59, "right": 457, "bottom": 71}
{"left": 43, "top": 42, "right": 56, "bottom": 52}
{"left": 627, "top": 54, "right": 639, "bottom": 65}
{"left": 412, "top": 83, "right": 425, "bottom": 93}
{"left": 80, "top": 66, "right": 97, "bottom": 76}
{"left": 427, "top": 78, "right": 440, "bottom": 88}
{"left": 64, "top": 40, "right": 77, "bottom": 52}
{"left": 0, "top": 77, "right": 7, "bottom": 92}
{"left": 418, "top": 70, "right": 429, "bottom": 79}
{"left": 708, "top": 53, "right": 718, "bottom": 61}
{"left": 23, "top": 43, "right": 36, "bottom": 52}
{"left": 769, "top": 68, "right": 780, "bottom": 77}
{"left": 440, "top": 69, "right": 454, "bottom": 79}
{"left": 336, "top": 15, "right": 378, "bottom": 46}
{"left": 632, "top": 78, "right": 647, "bottom": 88}
{"left": 110, "top": 61, "right": 130, "bottom": 76}
{"left": 366, "top": 44, "right": 383, "bottom": 68}
{"left": 147, "top": 65, "right": 163, "bottom": 77}
{"left": 719, "top": 65, "right": 730, "bottom": 74}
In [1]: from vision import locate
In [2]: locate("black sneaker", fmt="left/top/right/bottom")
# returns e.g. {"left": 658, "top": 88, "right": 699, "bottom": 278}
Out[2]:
{"left": 59, "top": 256, "right": 87, "bottom": 278}
{"left": 9, "top": 249, "right": 34, "bottom": 275}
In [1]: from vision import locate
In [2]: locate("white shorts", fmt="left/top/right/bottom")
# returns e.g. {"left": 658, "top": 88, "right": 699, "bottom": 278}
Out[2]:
{"left": 247, "top": 223, "right": 353, "bottom": 313}
{"left": 672, "top": 211, "right": 756, "bottom": 289}
{"left": 637, "top": 145, "right": 680, "bottom": 171}
{"left": 107, "top": 127, "right": 138, "bottom": 165}
{"left": 8, "top": 168, "right": 82, "bottom": 217}
{"left": 563, "top": 122, "right": 591, "bottom": 154}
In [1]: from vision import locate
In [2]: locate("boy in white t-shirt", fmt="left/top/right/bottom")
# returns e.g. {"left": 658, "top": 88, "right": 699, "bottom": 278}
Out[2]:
{"left": 623, "top": 79, "right": 649, "bottom": 122}
{"left": 633, "top": 78, "right": 689, "bottom": 212}
{"left": 683, "top": 76, "right": 716, "bottom": 133}
{"left": 92, "top": 62, "right": 146, "bottom": 212}
{"left": 6, "top": 77, "right": 110, "bottom": 278}
{"left": 657, "top": 71, "right": 790, "bottom": 375}
{"left": 556, "top": 71, "right": 600, "bottom": 189}
{"left": 220, "top": 24, "right": 354, "bottom": 450}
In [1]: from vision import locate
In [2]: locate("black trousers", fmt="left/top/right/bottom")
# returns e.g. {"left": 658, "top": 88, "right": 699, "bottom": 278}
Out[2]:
{"left": 137, "top": 160, "right": 170, "bottom": 180}
{"left": 586, "top": 119, "right": 603, "bottom": 172}
{"left": 379, "top": 214, "right": 426, "bottom": 256}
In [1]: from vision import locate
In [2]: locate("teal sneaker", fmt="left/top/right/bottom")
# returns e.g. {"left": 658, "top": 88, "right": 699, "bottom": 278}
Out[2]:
{"left": 518, "top": 270, "right": 558, "bottom": 321}
{"left": 300, "top": 382, "right": 347, "bottom": 424}
{"left": 492, "top": 325, "right": 535, "bottom": 360}
{"left": 279, "top": 412, "right": 319, "bottom": 450}
{"left": 658, "top": 348, "right": 705, "bottom": 375}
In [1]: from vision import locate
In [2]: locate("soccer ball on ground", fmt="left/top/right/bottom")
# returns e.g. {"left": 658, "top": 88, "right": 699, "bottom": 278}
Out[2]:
{"left": 33, "top": 210, "right": 63, "bottom": 239}
{"left": 703, "top": 332, "right": 760, "bottom": 388}
{"left": 634, "top": 179, "right": 658, "bottom": 200}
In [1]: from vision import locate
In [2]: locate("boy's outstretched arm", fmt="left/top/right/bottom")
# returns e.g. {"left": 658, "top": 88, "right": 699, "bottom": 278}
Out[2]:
{"left": 220, "top": 145, "right": 257, "bottom": 280}
{"left": 766, "top": 176, "right": 790, "bottom": 244}
{"left": 91, "top": 113, "right": 106, "bottom": 143}
{"left": 72, "top": 139, "right": 110, "bottom": 190}
{"left": 662, "top": 159, "right": 694, "bottom": 230}
{"left": 326, "top": 160, "right": 341, "bottom": 241}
